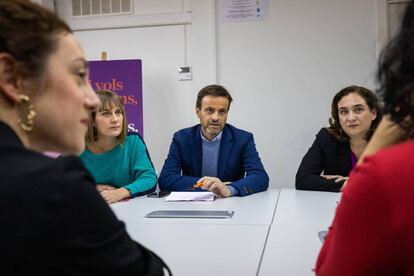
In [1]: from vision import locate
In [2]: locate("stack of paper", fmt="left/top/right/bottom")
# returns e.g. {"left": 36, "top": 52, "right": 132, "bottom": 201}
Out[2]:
{"left": 165, "top": 192, "right": 216, "bottom": 202}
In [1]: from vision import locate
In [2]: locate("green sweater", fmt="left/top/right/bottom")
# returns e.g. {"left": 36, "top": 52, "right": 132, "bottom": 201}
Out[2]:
{"left": 80, "top": 134, "right": 157, "bottom": 196}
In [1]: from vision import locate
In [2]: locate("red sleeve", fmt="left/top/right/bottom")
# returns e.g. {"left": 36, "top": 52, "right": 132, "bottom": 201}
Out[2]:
{"left": 315, "top": 155, "right": 401, "bottom": 275}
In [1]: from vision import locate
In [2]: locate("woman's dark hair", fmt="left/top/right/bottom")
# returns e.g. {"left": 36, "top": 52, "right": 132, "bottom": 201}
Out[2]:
{"left": 327, "top": 85, "right": 383, "bottom": 142}
{"left": 0, "top": 0, "right": 71, "bottom": 80}
{"left": 378, "top": 1, "right": 414, "bottom": 134}
{"left": 196, "top": 85, "right": 233, "bottom": 110}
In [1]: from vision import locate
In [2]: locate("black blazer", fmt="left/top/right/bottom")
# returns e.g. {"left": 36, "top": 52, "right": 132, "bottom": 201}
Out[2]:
{"left": 296, "top": 128, "right": 352, "bottom": 192}
{"left": 0, "top": 122, "right": 168, "bottom": 275}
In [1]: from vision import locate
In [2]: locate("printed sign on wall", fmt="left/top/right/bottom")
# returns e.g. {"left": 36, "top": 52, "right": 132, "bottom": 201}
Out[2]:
{"left": 88, "top": 60, "right": 143, "bottom": 136}
{"left": 219, "top": 0, "right": 269, "bottom": 22}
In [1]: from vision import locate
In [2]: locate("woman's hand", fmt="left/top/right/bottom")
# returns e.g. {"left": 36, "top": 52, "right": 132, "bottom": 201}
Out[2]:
{"left": 96, "top": 184, "right": 116, "bottom": 193}
{"left": 322, "top": 175, "right": 349, "bottom": 183}
{"left": 100, "top": 188, "right": 131, "bottom": 204}
{"left": 358, "top": 116, "right": 408, "bottom": 164}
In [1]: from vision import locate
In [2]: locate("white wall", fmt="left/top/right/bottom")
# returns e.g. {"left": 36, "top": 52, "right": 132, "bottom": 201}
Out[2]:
{"left": 60, "top": 0, "right": 379, "bottom": 189}
{"left": 216, "top": 0, "right": 378, "bottom": 188}
{"left": 74, "top": 25, "right": 193, "bottom": 173}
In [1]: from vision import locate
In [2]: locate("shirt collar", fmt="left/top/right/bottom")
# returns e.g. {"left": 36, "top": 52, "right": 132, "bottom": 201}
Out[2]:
{"left": 200, "top": 129, "right": 222, "bottom": 143}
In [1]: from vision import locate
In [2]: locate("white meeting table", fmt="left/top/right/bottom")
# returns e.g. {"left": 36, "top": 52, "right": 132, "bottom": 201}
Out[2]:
{"left": 258, "top": 189, "right": 341, "bottom": 276}
{"left": 111, "top": 189, "right": 280, "bottom": 276}
{"left": 110, "top": 188, "right": 341, "bottom": 275}
{"left": 112, "top": 189, "right": 280, "bottom": 225}
{"left": 123, "top": 222, "right": 269, "bottom": 276}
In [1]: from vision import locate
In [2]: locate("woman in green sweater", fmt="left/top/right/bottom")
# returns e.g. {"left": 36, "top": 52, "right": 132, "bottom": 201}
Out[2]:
{"left": 80, "top": 90, "right": 157, "bottom": 204}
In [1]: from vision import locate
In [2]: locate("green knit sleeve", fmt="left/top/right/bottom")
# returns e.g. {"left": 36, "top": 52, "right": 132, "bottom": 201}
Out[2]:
{"left": 123, "top": 135, "right": 157, "bottom": 196}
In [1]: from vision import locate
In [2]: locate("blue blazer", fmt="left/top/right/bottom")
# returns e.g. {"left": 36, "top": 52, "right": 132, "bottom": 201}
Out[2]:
{"left": 158, "top": 124, "right": 269, "bottom": 196}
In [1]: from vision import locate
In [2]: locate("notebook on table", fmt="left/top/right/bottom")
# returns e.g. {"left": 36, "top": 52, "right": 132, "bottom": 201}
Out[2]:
{"left": 145, "top": 210, "right": 234, "bottom": 219}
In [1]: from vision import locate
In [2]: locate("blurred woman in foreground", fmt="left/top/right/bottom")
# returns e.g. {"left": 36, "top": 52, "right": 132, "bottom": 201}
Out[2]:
{"left": 316, "top": 1, "right": 414, "bottom": 274}
{"left": 0, "top": 0, "right": 167, "bottom": 274}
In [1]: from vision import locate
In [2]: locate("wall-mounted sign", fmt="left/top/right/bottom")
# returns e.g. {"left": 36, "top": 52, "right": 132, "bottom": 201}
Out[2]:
{"left": 89, "top": 59, "right": 144, "bottom": 136}
{"left": 219, "top": 0, "right": 269, "bottom": 23}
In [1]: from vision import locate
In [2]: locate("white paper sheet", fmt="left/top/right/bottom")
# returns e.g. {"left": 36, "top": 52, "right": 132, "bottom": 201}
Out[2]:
{"left": 165, "top": 192, "right": 216, "bottom": 202}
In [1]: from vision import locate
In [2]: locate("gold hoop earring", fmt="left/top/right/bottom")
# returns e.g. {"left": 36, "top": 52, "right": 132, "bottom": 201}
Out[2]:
{"left": 17, "top": 95, "right": 37, "bottom": 132}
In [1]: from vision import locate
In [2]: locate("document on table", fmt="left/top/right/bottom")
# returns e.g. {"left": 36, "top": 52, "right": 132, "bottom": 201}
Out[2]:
{"left": 165, "top": 191, "right": 216, "bottom": 202}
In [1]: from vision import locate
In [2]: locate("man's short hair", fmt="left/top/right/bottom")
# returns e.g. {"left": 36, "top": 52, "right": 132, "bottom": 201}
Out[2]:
{"left": 196, "top": 85, "right": 233, "bottom": 110}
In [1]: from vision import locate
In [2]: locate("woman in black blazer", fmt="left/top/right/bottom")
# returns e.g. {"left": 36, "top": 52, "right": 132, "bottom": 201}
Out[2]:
{"left": 296, "top": 86, "right": 382, "bottom": 192}
{"left": 0, "top": 1, "right": 168, "bottom": 275}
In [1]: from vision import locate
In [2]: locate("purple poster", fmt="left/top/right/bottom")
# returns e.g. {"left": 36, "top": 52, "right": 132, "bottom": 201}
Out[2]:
{"left": 88, "top": 60, "right": 143, "bottom": 136}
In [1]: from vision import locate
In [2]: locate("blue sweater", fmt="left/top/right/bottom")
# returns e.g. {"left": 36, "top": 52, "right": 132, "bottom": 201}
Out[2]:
{"left": 80, "top": 134, "right": 157, "bottom": 196}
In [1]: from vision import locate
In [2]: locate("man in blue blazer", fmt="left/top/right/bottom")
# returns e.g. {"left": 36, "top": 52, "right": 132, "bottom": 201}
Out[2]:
{"left": 159, "top": 85, "right": 269, "bottom": 197}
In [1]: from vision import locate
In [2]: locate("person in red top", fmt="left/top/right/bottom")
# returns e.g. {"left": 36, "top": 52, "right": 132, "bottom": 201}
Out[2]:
{"left": 315, "top": 1, "right": 414, "bottom": 275}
